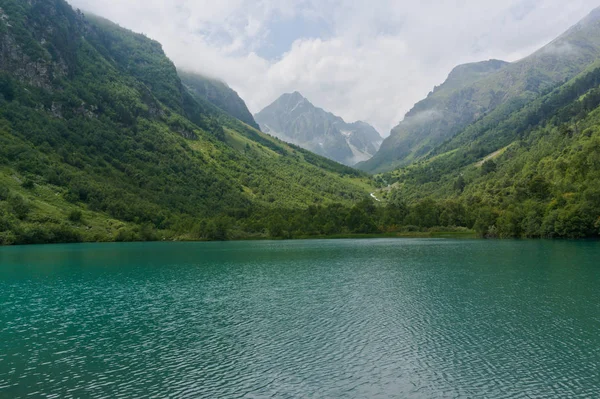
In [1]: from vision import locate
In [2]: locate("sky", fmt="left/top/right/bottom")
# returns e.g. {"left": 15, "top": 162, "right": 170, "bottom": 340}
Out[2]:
{"left": 67, "top": 0, "right": 599, "bottom": 136}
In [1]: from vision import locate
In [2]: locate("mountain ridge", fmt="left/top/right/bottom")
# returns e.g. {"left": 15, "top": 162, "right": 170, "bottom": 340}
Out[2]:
{"left": 178, "top": 70, "right": 260, "bottom": 130}
{"left": 373, "top": 60, "right": 600, "bottom": 238}
{"left": 2, "top": 0, "right": 600, "bottom": 243}
{"left": 359, "top": 6, "right": 600, "bottom": 173}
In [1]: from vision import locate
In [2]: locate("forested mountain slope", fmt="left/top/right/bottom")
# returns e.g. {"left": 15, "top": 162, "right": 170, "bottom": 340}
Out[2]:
{"left": 360, "top": 7, "right": 600, "bottom": 173}
{"left": 178, "top": 71, "right": 260, "bottom": 130}
{"left": 373, "top": 64, "right": 600, "bottom": 238}
{"left": 0, "top": 0, "right": 372, "bottom": 244}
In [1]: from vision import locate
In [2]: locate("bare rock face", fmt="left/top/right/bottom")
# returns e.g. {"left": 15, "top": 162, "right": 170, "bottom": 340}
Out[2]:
{"left": 0, "top": 30, "right": 51, "bottom": 89}
{"left": 255, "top": 92, "right": 382, "bottom": 166}
{"left": 0, "top": 2, "right": 82, "bottom": 90}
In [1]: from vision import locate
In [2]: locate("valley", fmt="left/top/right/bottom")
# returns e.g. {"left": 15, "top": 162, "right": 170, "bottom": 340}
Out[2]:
{"left": 0, "top": 0, "right": 599, "bottom": 243}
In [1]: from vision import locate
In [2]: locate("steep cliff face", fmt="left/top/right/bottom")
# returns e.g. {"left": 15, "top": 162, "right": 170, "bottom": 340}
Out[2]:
{"left": 255, "top": 92, "right": 382, "bottom": 166}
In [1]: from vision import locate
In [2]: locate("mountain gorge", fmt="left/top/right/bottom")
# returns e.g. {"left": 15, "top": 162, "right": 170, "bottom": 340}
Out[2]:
{"left": 363, "top": 6, "right": 600, "bottom": 238}
{"left": 255, "top": 92, "right": 382, "bottom": 166}
{"left": 374, "top": 62, "right": 600, "bottom": 238}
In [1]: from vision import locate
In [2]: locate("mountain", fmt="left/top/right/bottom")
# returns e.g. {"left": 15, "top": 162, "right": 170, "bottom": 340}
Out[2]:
{"left": 372, "top": 61, "right": 600, "bottom": 238}
{"left": 178, "top": 71, "right": 260, "bottom": 130}
{"left": 2, "top": 0, "right": 598, "bottom": 244}
{"left": 360, "top": 7, "right": 600, "bottom": 173}
{"left": 0, "top": 0, "right": 373, "bottom": 244}
{"left": 359, "top": 7, "right": 600, "bottom": 238}
{"left": 254, "top": 92, "right": 382, "bottom": 166}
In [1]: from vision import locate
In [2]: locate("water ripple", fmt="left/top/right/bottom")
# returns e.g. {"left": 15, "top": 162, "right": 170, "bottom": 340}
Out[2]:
{"left": 0, "top": 240, "right": 599, "bottom": 398}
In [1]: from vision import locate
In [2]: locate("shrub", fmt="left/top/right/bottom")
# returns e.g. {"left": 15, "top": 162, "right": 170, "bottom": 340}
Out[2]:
{"left": 68, "top": 209, "right": 83, "bottom": 223}
{"left": 8, "top": 195, "right": 31, "bottom": 220}
{"left": 22, "top": 179, "right": 35, "bottom": 190}
{"left": 0, "top": 185, "right": 9, "bottom": 201}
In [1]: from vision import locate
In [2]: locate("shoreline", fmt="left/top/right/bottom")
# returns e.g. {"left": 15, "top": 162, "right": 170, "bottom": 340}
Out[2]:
{"left": 4, "top": 230, "right": 600, "bottom": 247}
{"left": 0, "top": 230, "right": 491, "bottom": 247}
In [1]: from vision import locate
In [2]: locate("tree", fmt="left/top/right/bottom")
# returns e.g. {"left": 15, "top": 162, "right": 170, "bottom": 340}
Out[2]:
{"left": 481, "top": 160, "right": 497, "bottom": 175}
{"left": 454, "top": 175, "right": 466, "bottom": 193}
{"left": 206, "top": 217, "right": 229, "bottom": 241}
{"left": 473, "top": 207, "right": 498, "bottom": 238}
{"left": 68, "top": 210, "right": 83, "bottom": 223}
{"left": 345, "top": 207, "right": 377, "bottom": 234}
{"left": 405, "top": 199, "right": 440, "bottom": 228}
{"left": 8, "top": 195, "right": 30, "bottom": 220}
{"left": 527, "top": 175, "right": 550, "bottom": 200}
{"left": 0, "top": 186, "right": 9, "bottom": 201}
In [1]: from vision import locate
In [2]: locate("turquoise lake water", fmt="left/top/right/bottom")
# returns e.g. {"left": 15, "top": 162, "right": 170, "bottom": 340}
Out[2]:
{"left": 1, "top": 239, "right": 599, "bottom": 398}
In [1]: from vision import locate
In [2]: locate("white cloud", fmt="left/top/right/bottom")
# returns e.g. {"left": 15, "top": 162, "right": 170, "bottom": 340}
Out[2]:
{"left": 67, "top": 0, "right": 599, "bottom": 135}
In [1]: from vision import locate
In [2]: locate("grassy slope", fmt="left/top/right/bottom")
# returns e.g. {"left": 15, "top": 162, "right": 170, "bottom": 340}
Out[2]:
{"left": 0, "top": 0, "right": 373, "bottom": 245}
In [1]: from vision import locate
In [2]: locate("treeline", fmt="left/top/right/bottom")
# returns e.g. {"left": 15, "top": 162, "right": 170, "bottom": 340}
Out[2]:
{"left": 2, "top": 176, "right": 599, "bottom": 245}
{"left": 127, "top": 188, "right": 600, "bottom": 241}
{"left": 192, "top": 193, "right": 599, "bottom": 241}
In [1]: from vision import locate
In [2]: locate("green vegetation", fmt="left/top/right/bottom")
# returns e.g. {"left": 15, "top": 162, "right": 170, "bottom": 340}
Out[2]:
{"left": 360, "top": 10, "right": 600, "bottom": 173}
{"left": 179, "top": 71, "right": 260, "bottom": 130}
{"left": 1, "top": 0, "right": 600, "bottom": 244}
{"left": 0, "top": 0, "right": 374, "bottom": 245}
{"left": 374, "top": 64, "right": 600, "bottom": 238}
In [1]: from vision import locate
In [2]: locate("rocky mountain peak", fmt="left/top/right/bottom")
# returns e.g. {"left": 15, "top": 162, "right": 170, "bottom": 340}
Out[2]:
{"left": 255, "top": 93, "right": 382, "bottom": 166}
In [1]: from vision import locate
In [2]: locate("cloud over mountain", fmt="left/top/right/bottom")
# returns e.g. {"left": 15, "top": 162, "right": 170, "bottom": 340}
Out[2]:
{"left": 67, "top": 0, "right": 598, "bottom": 135}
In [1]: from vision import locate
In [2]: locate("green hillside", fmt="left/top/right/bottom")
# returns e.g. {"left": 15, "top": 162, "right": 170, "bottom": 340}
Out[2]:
{"left": 2, "top": 0, "right": 599, "bottom": 243}
{"left": 360, "top": 7, "right": 600, "bottom": 173}
{"left": 0, "top": 0, "right": 373, "bottom": 245}
{"left": 179, "top": 70, "right": 261, "bottom": 130}
{"left": 373, "top": 64, "right": 600, "bottom": 238}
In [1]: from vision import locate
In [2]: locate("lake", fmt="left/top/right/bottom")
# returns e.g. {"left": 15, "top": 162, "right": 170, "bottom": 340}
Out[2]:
{"left": 0, "top": 239, "right": 599, "bottom": 398}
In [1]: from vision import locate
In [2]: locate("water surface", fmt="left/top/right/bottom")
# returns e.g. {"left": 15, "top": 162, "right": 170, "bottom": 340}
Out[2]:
{"left": 1, "top": 239, "right": 599, "bottom": 398}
